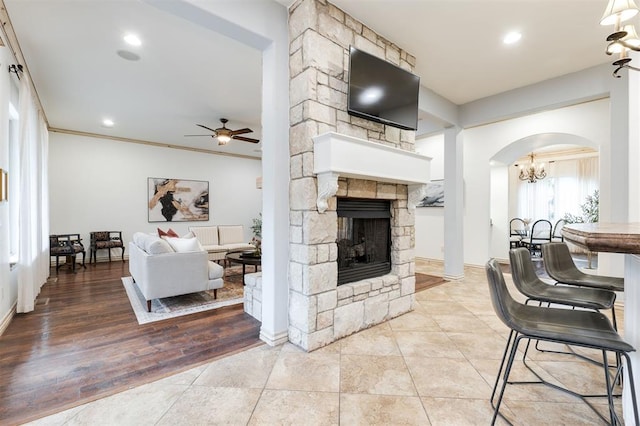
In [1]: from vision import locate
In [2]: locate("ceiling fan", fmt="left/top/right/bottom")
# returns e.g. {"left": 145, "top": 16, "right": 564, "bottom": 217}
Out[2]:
{"left": 185, "top": 118, "right": 259, "bottom": 145}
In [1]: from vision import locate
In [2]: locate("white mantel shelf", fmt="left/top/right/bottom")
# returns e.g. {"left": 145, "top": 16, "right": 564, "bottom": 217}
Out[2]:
{"left": 312, "top": 132, "right": 431, "bottom": 213}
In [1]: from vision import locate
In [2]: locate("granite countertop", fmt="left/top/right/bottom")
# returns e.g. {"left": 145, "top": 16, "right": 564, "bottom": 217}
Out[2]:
{"left": 562, "top": 222, "right": 640, "bottom": 254}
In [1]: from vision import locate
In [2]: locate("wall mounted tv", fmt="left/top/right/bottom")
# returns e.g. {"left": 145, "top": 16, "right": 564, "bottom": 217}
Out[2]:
{"left": 347, "top": 46, "right": 420, "bottom": 131}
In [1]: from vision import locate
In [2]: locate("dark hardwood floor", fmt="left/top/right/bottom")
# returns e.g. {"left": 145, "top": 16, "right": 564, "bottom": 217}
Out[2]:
{"left": 414, "top": 272, "right": 446, "bottom": 292}
{"left": 0, "top": 261, "right": 262, "bottom": 425}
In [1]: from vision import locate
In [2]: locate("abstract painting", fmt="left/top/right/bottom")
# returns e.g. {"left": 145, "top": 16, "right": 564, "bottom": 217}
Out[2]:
{"left": 417, "top": 179, "right": 444, "bottom": 207}
{"left": 148, "top": 178, "right": 209, "bottom": 222}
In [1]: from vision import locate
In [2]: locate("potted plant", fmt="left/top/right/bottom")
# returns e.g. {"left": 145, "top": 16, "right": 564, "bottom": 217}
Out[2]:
{"left": 250, "top": 214, "right": 262, "bottom": 256}
{"left": 562, "top": 190, "right": 599, "bottom": 224}
{"left": 562, "top": 190, "right": 599, "bottom": 268}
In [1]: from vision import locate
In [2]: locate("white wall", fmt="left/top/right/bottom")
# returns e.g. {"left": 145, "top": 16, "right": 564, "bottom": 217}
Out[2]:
{"left": 415, "top": 134, "right": 444, "bottom": 260}
{"left": 48, "top": 132, "right": 262, "bottom": 261}
{"left": 175, "top": 0, "right": 291, "bottom": 344}
{"left": 490, "top": 165, "right": 509, "bottom": 261}
{"left": 464, "top": 99, "right": 610, "bottom": 266}
{"left": 0, "top": 46, "right": 13, "bottom": 326}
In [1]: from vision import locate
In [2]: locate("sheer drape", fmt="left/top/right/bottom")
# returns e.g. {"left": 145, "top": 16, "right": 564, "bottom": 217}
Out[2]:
{"left": 16, "top": 75, "right": 50, "bottom": 313}
{"left": 514, "top": 156, "right": 599, "bottom": 223}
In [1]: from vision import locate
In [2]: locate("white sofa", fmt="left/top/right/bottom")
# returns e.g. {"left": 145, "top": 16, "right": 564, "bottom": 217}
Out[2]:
{"left": 189, "top": 225, "right": 255, "bottom": 262}
{"left": 129, "top": 232, "right": 224, "bottom": 312}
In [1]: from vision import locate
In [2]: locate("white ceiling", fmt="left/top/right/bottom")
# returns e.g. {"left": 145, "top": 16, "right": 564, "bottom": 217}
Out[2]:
{"left": 3, "top": 0, "right": 622, "bottom": 157}
{"left": 4, "top": 0, "right": 264, "bottom": 158}
{"left": 330, "top": 0, "right": 614, "bottom": 105}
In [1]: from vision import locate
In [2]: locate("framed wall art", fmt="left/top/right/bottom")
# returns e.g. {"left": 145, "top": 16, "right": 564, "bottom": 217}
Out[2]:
{"left": 148, "top": 177, "right": 209, "bottom": 222}
{"left": 417, "top": 179, "right": 444, "bottom": 208}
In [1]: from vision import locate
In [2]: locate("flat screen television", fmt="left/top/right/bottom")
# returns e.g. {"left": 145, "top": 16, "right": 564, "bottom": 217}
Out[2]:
{"left": 347, "top": 46, "right": 420, "bottom": 131}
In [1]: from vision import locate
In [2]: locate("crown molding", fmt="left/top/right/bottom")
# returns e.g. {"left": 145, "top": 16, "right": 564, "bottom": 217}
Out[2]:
{"left": 48, "top": 128, "right": 261, "bottom": 161}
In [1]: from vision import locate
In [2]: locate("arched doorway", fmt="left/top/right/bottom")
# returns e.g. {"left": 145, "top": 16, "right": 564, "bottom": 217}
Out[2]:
{"left": 489, "top": 132, "right": 598, "bottom": 261}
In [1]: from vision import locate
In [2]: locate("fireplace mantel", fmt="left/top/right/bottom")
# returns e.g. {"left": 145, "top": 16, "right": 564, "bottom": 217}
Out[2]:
{"left": 312, "top": 132, "right": 431, "bottom": 213}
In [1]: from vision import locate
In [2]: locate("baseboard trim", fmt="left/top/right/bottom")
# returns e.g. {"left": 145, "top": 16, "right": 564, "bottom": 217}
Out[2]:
{"left": 92, "top": 254, "right": 130, "bottom": 264}
{"left": 0, "top": 302, "right": 17, "bottom": 336}
{"left": 50, "top": 254, "right": 130, "bottom": 267}
{"left": 443, "top": 273, "right": 465, "bottom": 281}
{"left": 259, "top": 329, "right": 289, "bottom": 346}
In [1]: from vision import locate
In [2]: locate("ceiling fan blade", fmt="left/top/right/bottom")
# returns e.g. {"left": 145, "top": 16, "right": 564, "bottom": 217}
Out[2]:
{"left": 196, "top": 124, "right": 218, "bottom": 133}
{"left": 230, "top": 128, "right": 253, "bottom": 136}
{"left": 233, "top": 135, "right": 260, "bottom": 143}
{"left": 184, "top": 134, "right": 213, "bottom": 137}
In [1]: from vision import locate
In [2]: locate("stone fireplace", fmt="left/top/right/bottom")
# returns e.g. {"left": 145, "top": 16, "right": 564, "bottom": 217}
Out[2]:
{"left": 288, "top": 0, "right": 430, "bottom": 351}
{"left": 288, "top": 131, "right": 430, "bottom": 351}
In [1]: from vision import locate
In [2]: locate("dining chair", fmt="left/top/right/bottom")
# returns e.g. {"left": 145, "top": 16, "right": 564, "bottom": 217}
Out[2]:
{"left": 485, "top": 258, "right": 637, "bottom": 425}
{"left": 521, "top": 219, "right": 552, "bottom": 257}
{"left": 509, "top": 218, "right": 527, "bottom": 249}
{"left": 551, "top": 219, "right": 567, "bottom": 242}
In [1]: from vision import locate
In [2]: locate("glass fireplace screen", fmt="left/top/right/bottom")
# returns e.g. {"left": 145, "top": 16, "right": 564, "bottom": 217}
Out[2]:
{"left": 336, "top": 198, "right": 391, "bottom": 285}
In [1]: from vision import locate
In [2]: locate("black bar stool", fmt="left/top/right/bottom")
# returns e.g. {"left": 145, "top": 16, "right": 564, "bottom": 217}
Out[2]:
{"left": 485, "top": 258, "right": 638, "bottom": 425}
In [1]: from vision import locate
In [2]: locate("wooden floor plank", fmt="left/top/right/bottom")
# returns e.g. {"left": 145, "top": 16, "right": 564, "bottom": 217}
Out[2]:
{"left": 0, "top": 261, "right": 262, "bottom": 425}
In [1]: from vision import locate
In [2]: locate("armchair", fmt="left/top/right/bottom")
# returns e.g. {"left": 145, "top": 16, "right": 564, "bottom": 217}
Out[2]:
{"left": 49, "top": 234, "right": 86, "bottom": 273}
{"left": 89, "top": 231, "right": 125, "bottom": 264}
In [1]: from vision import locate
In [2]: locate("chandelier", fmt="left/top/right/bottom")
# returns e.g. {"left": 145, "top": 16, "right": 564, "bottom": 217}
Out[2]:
{"left": 601, "top": 0, "right": 640, "bottom": 77}
{"left": 517, "top": 153, "right": 546, "bottom": 183}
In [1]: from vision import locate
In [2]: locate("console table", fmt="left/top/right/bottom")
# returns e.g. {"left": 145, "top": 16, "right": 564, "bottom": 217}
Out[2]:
{"left": 563, "top": 222, "right": 640, "bottom": 424}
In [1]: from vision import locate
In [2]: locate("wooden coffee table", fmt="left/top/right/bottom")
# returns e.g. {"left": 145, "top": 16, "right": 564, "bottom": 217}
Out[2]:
{"left": 226, "top": 252, "right": 261, "bottom": 284}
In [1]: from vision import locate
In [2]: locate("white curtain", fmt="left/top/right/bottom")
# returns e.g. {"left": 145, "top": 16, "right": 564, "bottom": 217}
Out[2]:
{"left": 16, "top": 75, "right": 50, "bottom": 313}
{"left": 515, "top": 156, "right": 599, "bottom": 224}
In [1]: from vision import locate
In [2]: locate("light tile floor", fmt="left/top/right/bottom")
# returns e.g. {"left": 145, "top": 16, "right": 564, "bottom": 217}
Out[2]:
{"left": 28, "top": 259, "right": 625, "bottom": 425}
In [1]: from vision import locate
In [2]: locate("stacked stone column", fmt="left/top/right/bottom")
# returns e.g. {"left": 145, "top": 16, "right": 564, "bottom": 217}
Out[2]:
{"left": 289, "top": 0, "right": 417, "bottom": 351}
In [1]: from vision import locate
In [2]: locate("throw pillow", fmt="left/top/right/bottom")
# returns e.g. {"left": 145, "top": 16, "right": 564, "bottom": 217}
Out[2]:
{"left": 164, "top": 237, "right": 204, "bottom": 253}
{"left": 132, "top": 232, "right": 147, "bottom": 249}
{"left": 146, "top": 237, "right": 174, "bottom": 254}
{"left": 157, "top": 228, "right": 179, "bottom": 238}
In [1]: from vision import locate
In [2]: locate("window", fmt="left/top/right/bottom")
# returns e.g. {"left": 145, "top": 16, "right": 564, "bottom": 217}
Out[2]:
{"left": 513, "top": 156, "right": 599, "bottom": 223}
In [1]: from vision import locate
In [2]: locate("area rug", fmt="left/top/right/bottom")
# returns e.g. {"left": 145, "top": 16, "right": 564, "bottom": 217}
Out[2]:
{"left": 415, "top": 272, "right": 447, "bottom": 292}
{"left": 122, "top": 266, "right": 246, "bottom": 324}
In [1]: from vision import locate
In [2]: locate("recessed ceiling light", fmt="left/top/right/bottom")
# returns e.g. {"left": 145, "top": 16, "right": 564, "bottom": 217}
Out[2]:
{"left": 503, "top": 31, "right": 522, "bottom": 45}
{"left": 102, "top": 118, "right": 114, "bottom": 128}
{"left": 123, "top": 33, "right": 142, "bottom": 46}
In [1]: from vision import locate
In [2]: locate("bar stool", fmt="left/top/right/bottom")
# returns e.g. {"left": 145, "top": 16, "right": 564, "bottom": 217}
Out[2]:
{"left": 510, "top": 247, "right": 620, "bottom": 366}
{"left": 542, "top": 242, "right": 624, "bottom": 293}
{"left": 510, "top": 247, "right": 618, "bottom": 328}
{"left": 485, "top": 258, "right": 638, "bottom": 425}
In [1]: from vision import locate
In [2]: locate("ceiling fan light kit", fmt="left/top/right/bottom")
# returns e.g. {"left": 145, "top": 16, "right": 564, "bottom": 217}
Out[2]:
{"left": 186, "top": 118, "right": 260, "bottom": 146}
{"left": 216, "top": 135, "right": 231, "bottom": 145}
{"left": 601, "top": 0, "right": 640, "bottom": 77}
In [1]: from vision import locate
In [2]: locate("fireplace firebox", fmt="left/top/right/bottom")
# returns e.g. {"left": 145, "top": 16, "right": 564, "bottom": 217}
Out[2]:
{"left": 336, "top": 198, "right": 391, "bottom": 285}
